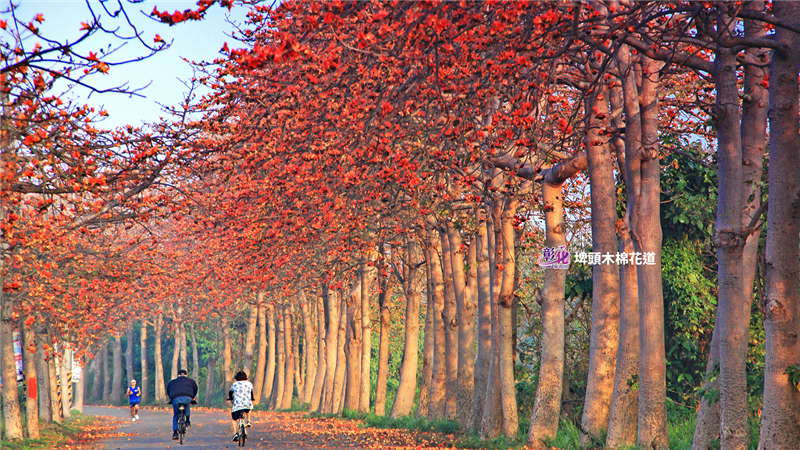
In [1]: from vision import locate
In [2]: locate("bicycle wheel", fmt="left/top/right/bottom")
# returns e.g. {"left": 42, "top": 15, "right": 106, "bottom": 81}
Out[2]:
{"left": 178, "top": 410, "right": 186, "bottom": 445}
{"left": 238, "top": 420, "right": 247, "bottom": 446}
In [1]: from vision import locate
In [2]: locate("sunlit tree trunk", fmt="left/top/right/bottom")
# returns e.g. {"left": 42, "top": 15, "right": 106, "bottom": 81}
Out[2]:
{"left": 263, "top": 304, "right": 276, "bottom": 405}
{"left": 427, "top": 225, "right": 447, "bottom": 420}
{"left": 529, "top": 153, "right": 588, "bottom": 447}
{"left": 321, "top": 288, "right": 341, "bottom": 414}
{"left": 189, "top": 322, "right": 199, "bottom": 389}
{"left": 254, "top": 302, "right": 268, "bottom": 403}
{"left": 758, "top": 4, "right": 800, "bottom": 448}
{"left": 344, "top": 281, "right": 362, "bottom": 412}
{"left": 281, "top": 301, "right": 295, "bottom": 410}
{"left": 360, "top": 254, "right": 376, "bottom": 413}
{"left": 272, "top": 300, "right": 286, "bottom": 410}
{"left": 469, "top": 208, "right": 492, "bottom": 431}
{"left": 154, "top": 315, "right": 166, "bottom": 403}
{"left": 450, "top": 222, "right": 476, "bottom": 427}
{"left": 416, "top": 263, "right": 434, "bottom": 419}
{"left": 171, "top": 318, "right": 181, "bottom": 381}
{"left": 310, "top": 294, "right": 326, "bottom": 411}
{"left": 581, "top": 83, "right": 621, "bottom": 446}
{"left": 73, "top": 358, "right": 84, "bottom": 413}
{"left": 179, "top": 322, "right": 188, "bottom": 374}
{"left": 481, "top": 196, "right": 505, "bottom": 440}
{"left": 498, "top": 195, "right": 520, "bottom": 439}
{"left": 140, "top": 321, "right": 149, "bottom": 404}
{"left": 374, "top": 270, "right": 392, "bottom": 416}
{"left": 299, "top": 290, "right": 317, "bottom": 404}
{"left": 333, "top": 292, "right": 348, "bottom": 414}
{"left": 0, "top": 315, "right": 23, "bottom": 440}
{"left": 390, "top": 235, "right": 424, "bottom": 418}
{"left": 292, "top": 316, "right": 302, "bottom": 403}
{"left": 440, "top": 227, "right": 459, "bottom": 420}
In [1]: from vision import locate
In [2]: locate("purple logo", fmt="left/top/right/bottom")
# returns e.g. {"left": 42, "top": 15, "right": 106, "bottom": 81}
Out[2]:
{"left": 538, "top": 245, "right": 570, "bottom": 269}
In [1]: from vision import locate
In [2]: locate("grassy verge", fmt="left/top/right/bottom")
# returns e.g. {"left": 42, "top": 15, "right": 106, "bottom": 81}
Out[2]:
{"left": 1, "top": 413, "right": 98, "bottom": 450}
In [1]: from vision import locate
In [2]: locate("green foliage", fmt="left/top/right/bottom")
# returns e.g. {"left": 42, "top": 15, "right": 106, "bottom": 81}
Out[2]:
{"left": 785, "top": 364, "right": 800, "bottom": 391}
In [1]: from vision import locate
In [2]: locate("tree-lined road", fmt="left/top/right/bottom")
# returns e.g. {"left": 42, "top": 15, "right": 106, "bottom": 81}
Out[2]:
{"left": 80, "top": 406, "right": 369, "bottom": 450}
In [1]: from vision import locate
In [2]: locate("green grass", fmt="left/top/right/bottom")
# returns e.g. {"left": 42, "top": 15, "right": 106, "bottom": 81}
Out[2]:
{"left": 1, "top": 412, "right": 98, "bottom": 450}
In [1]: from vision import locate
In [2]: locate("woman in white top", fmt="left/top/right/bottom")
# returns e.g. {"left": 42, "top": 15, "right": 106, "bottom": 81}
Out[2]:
{"left": 227, "top": 371, "right": 255, "bottom": 442}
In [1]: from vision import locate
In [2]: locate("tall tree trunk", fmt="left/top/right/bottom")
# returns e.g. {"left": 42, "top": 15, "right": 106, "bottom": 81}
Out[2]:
{"left": 222, "top": 316, "right": 233, "bottom": 387}
{"left": 390, "top": 236, "right": 424, "bottom": 418}
{"left": 154, "top": 315, "right": 166, "bottom": 403}
{"left": 469, "top": 208, "right": 493, "bottom": 431}
{"left": 299, "top": 290, "right": 317, "bottom": 404}
{"left": 360, "top": 256, "right": 376, "bottom": 413}
{"left": 171, "top": 319, "right": 180, "bottom": 381}
{"left": 322, "top": 288, "right": 341, "bottom": 414}
{"left": 263, "top": 304, "right": 276, "bottom": 405}
{"left": 0, "top": 316, "right": 23, "bottom": 440}
{"left": 332, "top": 292, "right": 348, "bottom": 414}
{"left": 713, "top": 9, "right": 748, "bottom": 450}
{"left": 449, "top": 221, "right": 476, "bottom": 427}
{"left": 126, "top": 323, "right": 134, "bottom": 387}
{"left": 254, "top": 303, "right": 268, "bottom": 403}
{"left": 73, "top": 357, "right": 84, "bottom": 413}
{"left": 416, "top": 265, "right": 434, "bottom": 419}
{"left": 581, "top": 83, "right": 621, "bottom": 445}
{"left": 90, "top": 344, "right": 104, "bottom": 402}
{"left": 374, "top": 273, "right": 391, "bottom": 416}
{"left": 189, "top": 322, "right": 199, "bottom": 386}
{"left": 281, "top": 301, "right": 295, "bottom": 410}
{"left": 528, "top": 154, "right": 588, "bottom": 447}
{"left": 243, "top": 303, "right": 259, "bottom": 376}
{"left": 22, "top": 323, "right": 39, "bottom": 438}
{"left": 61, "top": 345, "right": 73, "bottom": 416}
{"left": 310, "top": 294, "right": 326, "bottom": 412}
{"left": 498, "top": 195, "right": 520, "bottom": 439}
{"left": 273, "top": 300, "right": 286, "bottom": 410}
{"left": 204, "top": 355, "right": 217, "bottom": 407}
{"left": 481, "top": 195, "right": 505, "bottom": 440}
{"left": 427, "top": 226, "right": 447, "bottom": 420}
{"left": 344, "top": 282, "right": 362, "bottom": 412}
{"left": 49, "top": 350, "right": 61, "bottom": 423}
{"left": 140, "top": 321, "right": 149, "bottom": 404}
{"left": 757, "top": 4, "right": 800, "bottom": 448}
{"left": 440, "top": 227, "right": 459, "bottom": 420}
{"left": 102, "top": 341, "right": 111, "bottom": 403}
{"left": 292, "top": 314, "right": 303, "bottom": 403}
{"left": 111, "top": 337, "right": 123, "bottom": 405}
{"left": 36, "top": 331, "right": 53, "bottom": 422}
{"left": 179, "top": 323, "right": 188, "bottom": 374}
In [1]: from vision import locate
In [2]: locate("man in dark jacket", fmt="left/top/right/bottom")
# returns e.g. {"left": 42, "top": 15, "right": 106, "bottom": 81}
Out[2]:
{"left": 166, "top": 369, "right": 198, "bottom": 440}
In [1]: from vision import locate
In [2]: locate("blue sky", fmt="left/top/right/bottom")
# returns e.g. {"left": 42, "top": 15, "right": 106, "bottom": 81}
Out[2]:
{"left": 12, "top": 0, "right": 251, "bottom": 129}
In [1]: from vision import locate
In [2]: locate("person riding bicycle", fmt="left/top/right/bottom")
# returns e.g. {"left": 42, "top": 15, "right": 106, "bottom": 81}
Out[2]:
{"left": 227, "top": 371, "right": 255, "bottom": 442}
{"left": 166, "top": 369, "right": 198, "bottom": 441}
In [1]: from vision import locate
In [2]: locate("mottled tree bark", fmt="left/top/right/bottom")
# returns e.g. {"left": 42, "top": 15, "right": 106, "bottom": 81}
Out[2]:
{"left": 374, "top": 271, "right": 392, "bottom": 416}
{"left": 111, "top": 337, "right": 123, "bottom": 405}
{"left": 529, "top": 153, "right": 588, "bottom": 447}
{"left": 309, "top": 294, "right": 326, "bottom": 412}
{"left": 263, "top": 304, "right": 276, "bottom": 405}
{"left": 321, "top": 288, "right": 341, "bottom": 414}
{"left": 498, "top": 195, "right": 519, "bottom": 439}
{"left": 299, "top": 290, "right": 317, "bottom": 404}
{"left": 581, "top": 83, "right": 620, "bottom": 446}
{"left": 49, "top": 350, "right": 62, "bottom": 423}
{"left": 102, "top": 341, "right": 111, "bottom": 403}
{"left": 360, "top": 255, "right": 376, "bottom": 413}
{"left": 450, "top": 222, "right": 477, "bottom": 427}
{"left": 222, "top": 316, "right": 233, "bottom": 388}
{"left": 36, "top": 332, "right": 53, "bottom": 422}
{"left": 344, "top": 281, "right": 362, "bottom": 412}
{"left": 281, "top": 301, "right": 295, "bottom": 410}
{"left": 204, "top": 355, "right": 217, "bottom": 407}
{"left": 189, "top": 322, "right": 199, "bottom": 387}
{"left": 154, "top": 315, "right": 166, "bottom": 402}
{"left": 757, "top": 4, "right": 800, "bottom": 448}
{"left": 254, "top": 303, "right": 268, "bottom": 403}
{"left": 440, "top": 228, "right": 459, "bottom": 420}
{"left": 427, "top": 225, "right": 447, "bottom": 420}
{"left": 91, "top": 343, "right": 104, "bottom": 402}
{"left": 416, "top": 266, "right": 434, "bottom": 419}
{"left": 22, "top": 324, "right": 40, "bottom": 438}
{"left": 125, "top": 324, "right": 134, "bottom": 387}
{"left": 390, "top": 236, "right": 424, "bottom": 418}
{"left": 481, "top": 197, "right": 505, "bottom": 440}
{"left": 332, "top": 292, "right": 348, "bottom": 414}
{"left": 0, "top": 316, "right": 23, "bottom": 439}
{"left": 140, "top": 321, "right": 149, "bottom": 404}
{"left": 468, "top": 209, "right": 492, "bottom": 431}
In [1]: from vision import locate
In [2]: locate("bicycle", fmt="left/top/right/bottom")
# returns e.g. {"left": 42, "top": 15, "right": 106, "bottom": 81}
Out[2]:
{"left": 235, "top": 416, "right": 247, "bottom": 446}
{"left": 177, "top": 404, "right": 188, "bottom": 445}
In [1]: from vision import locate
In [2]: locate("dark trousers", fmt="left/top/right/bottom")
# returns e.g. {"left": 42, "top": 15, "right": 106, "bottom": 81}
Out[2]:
{"left": 172, "top": 396, "right": 192, "bottom": 431}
